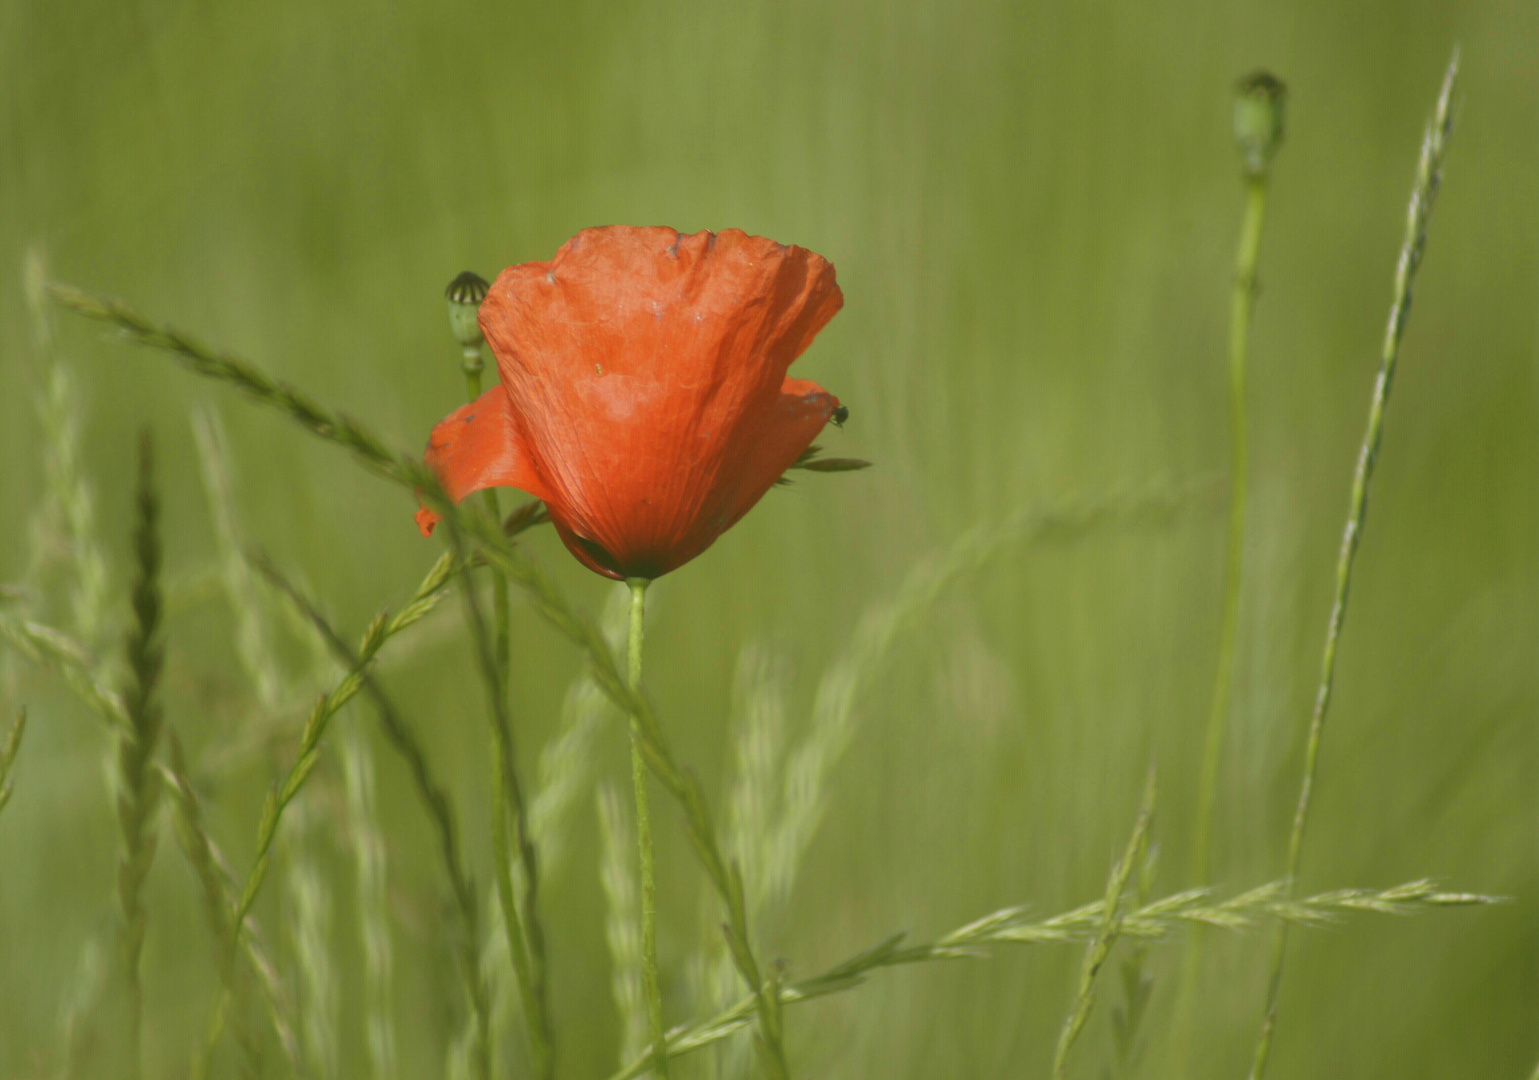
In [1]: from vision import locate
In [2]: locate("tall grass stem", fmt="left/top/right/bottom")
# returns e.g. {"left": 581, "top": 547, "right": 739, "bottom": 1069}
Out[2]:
{"left": 442, "top": 511, "right": 554, "bottom": 1080}
{"left": 1247, "top": 51, "right": 1459, "bottom": 1080}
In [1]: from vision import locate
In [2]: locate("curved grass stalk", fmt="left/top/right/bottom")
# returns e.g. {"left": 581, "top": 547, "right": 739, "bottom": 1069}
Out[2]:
{"left": 1248, "top": 52, "right": 1459, "bottom": 1080}
{"left": 608, "top": 878, "right": 1493, "bottom": 1080}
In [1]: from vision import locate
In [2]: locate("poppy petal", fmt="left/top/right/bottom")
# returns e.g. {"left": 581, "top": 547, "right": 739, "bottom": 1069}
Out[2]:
{"left": 477, "top": 226, "right": 844, "bottom": 575}
{"left": 720, "top": 377, "right": 842, "bottom": 527}
{"left": 416, "top": 384, "right": 547, "bottom": 537}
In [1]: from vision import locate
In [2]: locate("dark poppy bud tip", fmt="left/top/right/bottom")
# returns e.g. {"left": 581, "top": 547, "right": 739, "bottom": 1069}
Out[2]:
{"left": 445, "top": 271, "right": 490, "bottom": 304}
{"left": 445, "top": 271, "right": 490, "bottom": 352}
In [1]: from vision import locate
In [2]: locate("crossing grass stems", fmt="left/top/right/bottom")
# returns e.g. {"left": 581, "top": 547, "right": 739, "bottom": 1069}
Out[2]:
{"left": 19, "top": 54, "right": 1495, "bottom": 1073}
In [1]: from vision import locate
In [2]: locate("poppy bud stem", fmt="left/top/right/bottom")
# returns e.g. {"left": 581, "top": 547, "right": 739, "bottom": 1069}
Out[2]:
{"left": 1175, "top": 71, "right": 1284, "bottom": 1074}
{"left": 626, "top": 577, "right": 671, "bottom": 1079}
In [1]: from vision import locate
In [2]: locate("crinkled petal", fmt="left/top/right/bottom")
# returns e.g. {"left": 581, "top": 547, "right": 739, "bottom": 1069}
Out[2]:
{"left": 415, "top": 384, "right": 547, "bottom": 537}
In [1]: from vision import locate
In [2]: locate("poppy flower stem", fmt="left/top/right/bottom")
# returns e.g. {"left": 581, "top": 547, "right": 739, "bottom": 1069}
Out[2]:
{"left": 625, "top": 578, "right": 670, "bottom": 1079}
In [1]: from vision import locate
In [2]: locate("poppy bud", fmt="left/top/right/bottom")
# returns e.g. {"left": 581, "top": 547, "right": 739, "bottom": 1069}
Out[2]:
{"left": 445, "top": 271, "right": 490, "bottom": 371}
{"left": 1234, "top": 71, "right": 1287, "bottom": 178}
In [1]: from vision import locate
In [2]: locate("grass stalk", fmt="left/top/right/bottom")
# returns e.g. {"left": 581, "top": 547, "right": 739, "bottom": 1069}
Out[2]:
{"left": 228, "top": 549, "right": 457, "bottom": 961}
{"left": 440, "top": 510, "right": 555, "bottom": 1080}
{"left": 1247, "top": 52, "right": 1459, "bottom": 1080}
{"left": 251, "top": 554, "right": 495, "bottom": 1080}
{"left": 163, "top": 733, "right": 301, "bottom": 1077}
{"left": 1051, "top": 769, "right": 1157, "bottom": 1080}
{"left": 626, "top": 579, "right": 670, "bottom": 1079}
{"left": 116, "top": 430, "right": 165, "bottom": 1080}
{"left": 609, "top": 877, "right": 1490, "bottom": 1080}
{"left": 460, "top": 348, "right": 554, "bottom": 1078}
{"left": 340, "top": 727, "right": 397, "bottom": 1080}
{"left": 0, "top": 707, "right": 25, "bottom": 821}
{"left": 600, "top": 781, "right": 649, "bottom": 1064}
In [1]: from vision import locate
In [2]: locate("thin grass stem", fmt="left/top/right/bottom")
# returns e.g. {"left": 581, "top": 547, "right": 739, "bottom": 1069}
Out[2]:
{"left": 251, "top": 554, "right": 495, "bottom": 1080}
{"left": 1248, "top": 52, "right": 1459, "bottom": 1080}
{"left": 440, "top": 510, "right": 555, "bottom": 1079}
{"left": 1052, "top": 769, "right": 1157, "bottom": 1080}
{"left": 626, "top": 579, "right": 669, "bottom": 1079}
{"left": 0, "top": 707, "right": 26, "bottom": 821}
{"left": 163, "top": 733, "right": 302, "bottom": 1077}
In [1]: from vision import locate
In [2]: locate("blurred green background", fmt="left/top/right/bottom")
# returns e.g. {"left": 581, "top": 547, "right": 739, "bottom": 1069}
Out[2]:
{"left": 2, "top": 0, "right": 1535, "bottom": 1077}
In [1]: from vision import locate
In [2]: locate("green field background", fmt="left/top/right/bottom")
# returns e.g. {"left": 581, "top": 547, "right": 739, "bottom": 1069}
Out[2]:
{"left": 1, "top": 0, "right": 1535, "bottom": 1077}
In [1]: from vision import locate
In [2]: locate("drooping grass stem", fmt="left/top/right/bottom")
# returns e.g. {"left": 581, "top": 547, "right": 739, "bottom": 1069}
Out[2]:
{"left": 1248, "top": 52, "right": 1459, "bottom": 1080}
{"left": 626, "top": 579, "right": 669, "bottom": 1080}
{"left": 117, "top": 430, "right": 164, "bottom": 1080}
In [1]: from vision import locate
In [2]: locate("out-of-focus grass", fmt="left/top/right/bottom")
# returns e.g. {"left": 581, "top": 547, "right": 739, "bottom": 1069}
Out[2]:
{"left": 2, "top": 2, "right": 1536, "bottom": 1078}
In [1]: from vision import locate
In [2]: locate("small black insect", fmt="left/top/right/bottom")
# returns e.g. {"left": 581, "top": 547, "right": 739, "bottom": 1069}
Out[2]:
{"left": 831, "top": 405, "right": 850, "bottom": 428}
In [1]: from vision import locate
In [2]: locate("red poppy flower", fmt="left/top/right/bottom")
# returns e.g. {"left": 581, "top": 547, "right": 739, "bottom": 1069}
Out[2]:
{"left": 415, "top": 225, "right": 845, "bottom": 580}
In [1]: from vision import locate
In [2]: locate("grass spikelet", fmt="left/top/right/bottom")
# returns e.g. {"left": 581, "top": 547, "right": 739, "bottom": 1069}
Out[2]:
{"left": 1248, "top": 51, "right": 1460, "bottom": 1080}
{"left": 284, "top": 801, "right": 339, "bottom": 1080}
{"left": 608, "top": 874, "right": 1494, "bottom": 1079}
{"left": 0, "top": 610, "right": 128, "bottom": 730}
{"left": 530, "top": 582, "right": 631, "bottom": 881}
{"left": 29, "top": 363, "right": 112, "bottom": 646}
{"left": 116, "top": 428, "right": 165, "bottom": 1080}
{"left": 192, "top": 406, "right": 285, "bottom": 711}
{"left": 48, "top": 284, "right": 408, "bottom": 483}
{"left": 340, "top": 726, "right": 397, "bottom": 1080}
{"left": 599, "top": 781, "right": 648, "bottom": 1066}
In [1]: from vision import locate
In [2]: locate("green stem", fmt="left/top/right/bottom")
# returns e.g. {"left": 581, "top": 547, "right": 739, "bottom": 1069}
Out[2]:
{"left": 1194, "top": 173, "right": 1267, "bottom": 887}
{"left": 1175, "top": 172, "right": 1269, "bottom": 1075}
{"left": 627, "top": 579, "right": 669, "bottom": 1080}
{"left": 1248, "top": 52, "right": 1457, "bottom": 1080}
{"left": 458, "top": 359, "right": 554, "bottom": 1078}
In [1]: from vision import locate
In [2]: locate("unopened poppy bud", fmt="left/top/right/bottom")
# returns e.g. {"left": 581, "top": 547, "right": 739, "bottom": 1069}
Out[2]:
{"left": 1234, "top": 71, "right": 1287, "bottom": 178}
{"left": 445, "top": 271, "right": 490, "bottom": 370}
